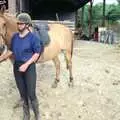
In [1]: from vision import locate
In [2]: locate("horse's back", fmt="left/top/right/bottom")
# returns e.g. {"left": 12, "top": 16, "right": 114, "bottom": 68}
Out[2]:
{"left": 48, "top": 23, "right": 73, "bottom": 46}
{"left": 37, "top": 23, "right": 74, "bottom": 62}
{"left": 48, "top": 23, "right": 72, "bottom": 36}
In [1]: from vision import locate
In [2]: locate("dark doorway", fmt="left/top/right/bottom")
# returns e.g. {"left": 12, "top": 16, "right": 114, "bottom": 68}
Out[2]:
{"left": 29, "top": 0, "right": 75, "bottom": 20}
{"left": 16, "top": 0, "right": 30, "bottom": 13}
{"left": 24, "top": 0, "right": 90, "bottom": 20}
{"left": 28, "top": 0, "right": 80, "bottom": 21}
{"left": 5, "top": 0, "right": 8, "bottom": 9}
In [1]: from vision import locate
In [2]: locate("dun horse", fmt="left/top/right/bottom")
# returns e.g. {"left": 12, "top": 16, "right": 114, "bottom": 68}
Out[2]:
{"left": 0, "top": 9, "right": 74, "bottom": 88}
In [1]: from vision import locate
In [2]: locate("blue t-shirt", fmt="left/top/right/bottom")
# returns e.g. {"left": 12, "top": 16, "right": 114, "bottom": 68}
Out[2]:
{"left": 11, "top": 32, "right": 43, "bottom": 62}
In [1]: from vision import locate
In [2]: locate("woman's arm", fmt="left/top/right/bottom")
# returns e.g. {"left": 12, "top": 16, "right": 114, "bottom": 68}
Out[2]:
{"left": 19, "top": 53, "right": 40, "bottom": 72}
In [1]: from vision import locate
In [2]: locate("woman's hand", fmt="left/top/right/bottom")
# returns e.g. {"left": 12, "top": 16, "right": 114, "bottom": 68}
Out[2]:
{"left": 19, "top": 53, "right": 39, "bottom": 72}
{"left": 19, "top": 63, "right": 29, "bottom": 72}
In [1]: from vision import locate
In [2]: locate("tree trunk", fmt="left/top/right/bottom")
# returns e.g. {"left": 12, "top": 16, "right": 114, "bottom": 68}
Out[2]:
{"left": 88, "top": 0, "right": 93, "bottom": 38}
{"left": 102, "top": 0, "right": 106, "bottom": 27}
{"left": 81, "top": 6, "right": 85, "bottom": 29}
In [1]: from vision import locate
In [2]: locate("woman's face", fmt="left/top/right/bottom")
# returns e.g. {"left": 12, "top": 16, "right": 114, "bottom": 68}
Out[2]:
{"left": 17, "top": 22, "right": 26, "bottom": 33}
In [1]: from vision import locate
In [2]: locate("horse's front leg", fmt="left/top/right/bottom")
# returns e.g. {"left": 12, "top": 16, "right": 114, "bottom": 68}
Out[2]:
{"left": 51, "top": 56, "right": 60, "bottom": 88}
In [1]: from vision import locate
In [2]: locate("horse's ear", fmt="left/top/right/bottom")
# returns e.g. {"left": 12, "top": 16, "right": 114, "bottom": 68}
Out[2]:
{"left": 0, "top": 5, "right": 6, "bottom": 14}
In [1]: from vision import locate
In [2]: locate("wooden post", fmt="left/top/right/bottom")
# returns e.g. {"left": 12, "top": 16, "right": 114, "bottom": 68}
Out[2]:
{"left": 81, "top": 6, "right": 84, "bottom": 29}
{"left": 16, "top": 0, "right": 20, "bottom": 13}
{"left": 19, "top": 0, "right": 29, "bottom": 12}
{"left": 8, "top": 0, "right": 16, "bottom": 14}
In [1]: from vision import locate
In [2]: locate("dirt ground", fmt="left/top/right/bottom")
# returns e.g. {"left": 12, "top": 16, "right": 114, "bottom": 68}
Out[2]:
{"left": 0, "top": 40, "right": 120, "bottom": 120}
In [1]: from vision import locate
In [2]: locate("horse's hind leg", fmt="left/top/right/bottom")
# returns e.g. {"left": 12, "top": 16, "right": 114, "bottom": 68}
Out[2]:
{"left": 65, "top": 51, "right": 74, "bottom": 87}
{"left": 51, "top": 56, "right": 60, "bottom": 88}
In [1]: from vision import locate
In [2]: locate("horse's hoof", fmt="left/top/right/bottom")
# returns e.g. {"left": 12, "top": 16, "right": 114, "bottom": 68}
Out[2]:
{"left": 68, "top": 81, "right": 74, "bottom": 87}
{"left": 51, "top": 80, "right": 59, "bottom": 88}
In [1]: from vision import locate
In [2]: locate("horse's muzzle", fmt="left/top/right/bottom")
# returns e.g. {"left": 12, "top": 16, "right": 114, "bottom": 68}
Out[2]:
{"left": 0, "top": 44, "right": 7, "bottom": 56}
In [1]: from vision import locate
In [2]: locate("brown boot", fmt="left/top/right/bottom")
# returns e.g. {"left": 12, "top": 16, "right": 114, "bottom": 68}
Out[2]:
{"left": 23, "top": 103, "right": 30, "bottom": 120}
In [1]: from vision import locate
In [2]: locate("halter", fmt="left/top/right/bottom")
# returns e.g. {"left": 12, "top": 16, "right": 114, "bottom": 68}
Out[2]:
{"left": 0, "top": 23, "right": 7, "bottom": 45}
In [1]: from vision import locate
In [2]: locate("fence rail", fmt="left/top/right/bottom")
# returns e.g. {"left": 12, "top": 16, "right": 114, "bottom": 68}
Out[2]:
{"left": 32, "top": 20, "right": 75, "bottom": 32}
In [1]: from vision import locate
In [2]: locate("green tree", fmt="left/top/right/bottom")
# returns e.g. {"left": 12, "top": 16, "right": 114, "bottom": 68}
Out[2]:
{"left": 106, "top": 4, "right": 120, "bottom": 23}
{"left": 117, "top": 0, "right": 120, "bottom": 4}
{"left": 77, "top": 2, "right": 120, "bottom": 37}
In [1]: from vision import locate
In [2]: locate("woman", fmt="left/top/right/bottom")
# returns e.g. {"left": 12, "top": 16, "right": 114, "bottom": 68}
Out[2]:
{"left": 0, "top": 12, "right": 43, "bottom": 120}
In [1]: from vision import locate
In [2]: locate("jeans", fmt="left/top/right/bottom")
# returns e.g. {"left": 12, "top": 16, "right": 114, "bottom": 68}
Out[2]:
{"left": 13, "top": 61, "right": 37, "bottom": 105}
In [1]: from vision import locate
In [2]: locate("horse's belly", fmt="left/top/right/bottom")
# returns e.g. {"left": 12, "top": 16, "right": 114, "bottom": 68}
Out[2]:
{"left": 38, "top": 45, "right": 61, "bottom": 62}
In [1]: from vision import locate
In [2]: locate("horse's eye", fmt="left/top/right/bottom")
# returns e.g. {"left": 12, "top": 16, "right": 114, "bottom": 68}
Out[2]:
{"left": 2, "top": 23, "right": 6, "bottom": 28}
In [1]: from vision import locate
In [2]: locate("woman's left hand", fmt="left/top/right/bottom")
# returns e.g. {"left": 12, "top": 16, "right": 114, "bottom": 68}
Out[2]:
{"left": 19, "top": 63, "right": 29, "bottom": 72}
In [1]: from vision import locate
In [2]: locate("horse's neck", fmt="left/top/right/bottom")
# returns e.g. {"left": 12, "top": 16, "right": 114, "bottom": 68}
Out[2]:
{"left": 6, "top": 26, "right": 17, "bottom": 49}
{"left": 5, "top": 15, "right": 17, "bottom": 48}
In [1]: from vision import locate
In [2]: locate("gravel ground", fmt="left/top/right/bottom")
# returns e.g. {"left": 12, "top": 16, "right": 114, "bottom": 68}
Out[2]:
{"left": 0, "top": 40, "right": 120, "bottom": 120}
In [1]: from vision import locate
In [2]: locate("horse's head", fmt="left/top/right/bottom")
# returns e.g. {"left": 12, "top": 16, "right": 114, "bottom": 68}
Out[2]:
{"left": 0, "top": 6, "right": 17, "bottom": 56}
{"left": 0, "top": 6, "right": 7, "bottom": 55}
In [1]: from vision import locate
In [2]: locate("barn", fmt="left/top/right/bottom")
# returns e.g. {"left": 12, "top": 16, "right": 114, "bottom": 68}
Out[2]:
{"left": 4, "top": 0, "right": 90, "bottom": 30}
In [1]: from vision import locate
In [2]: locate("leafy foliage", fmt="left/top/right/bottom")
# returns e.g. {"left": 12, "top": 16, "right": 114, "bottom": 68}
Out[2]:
{"left": 76, "top": 3, "right": 120, "bottom": 35}
{"left": 106, "top": 4, "right": 120, "bottom": 21}
{"left": 117, "top": 0, "right": 120, "bottom": 4}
